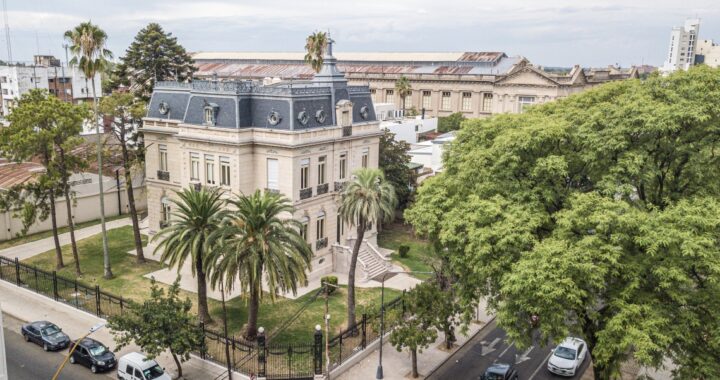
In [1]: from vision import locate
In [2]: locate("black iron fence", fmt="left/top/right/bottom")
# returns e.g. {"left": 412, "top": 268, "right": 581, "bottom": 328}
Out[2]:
{"left": 0, "top": 256, "right": 404, "bottom": 379}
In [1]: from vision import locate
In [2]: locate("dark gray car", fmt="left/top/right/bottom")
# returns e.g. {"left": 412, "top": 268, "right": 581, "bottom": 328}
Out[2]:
{"left": 21, "top": 321, "right": 70, "bottom": 351}
{"left": 69, "top": 337, "right": 116, "bottom": 373}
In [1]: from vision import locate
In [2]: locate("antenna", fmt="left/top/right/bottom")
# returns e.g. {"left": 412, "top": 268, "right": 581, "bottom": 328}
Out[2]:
{"left": 2, "top": 0, "right": 11, "bottom": 63}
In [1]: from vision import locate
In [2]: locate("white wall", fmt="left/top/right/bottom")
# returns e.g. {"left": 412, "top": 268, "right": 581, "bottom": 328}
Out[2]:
{"left": 381, "top": 117, "right": 437, "bottom": 144}
{"left": 0, "top": 172, "right": 146, "bottom": 241}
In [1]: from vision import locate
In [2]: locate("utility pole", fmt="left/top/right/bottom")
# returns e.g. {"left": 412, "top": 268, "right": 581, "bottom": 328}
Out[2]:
{"left": 0, "top": 303, "right": 9, "bottom": 380}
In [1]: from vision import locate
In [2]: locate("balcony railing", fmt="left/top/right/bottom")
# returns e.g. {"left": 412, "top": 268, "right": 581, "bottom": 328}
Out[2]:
{"left": 265, "top": 188, "right": 280, "bottom": 194}
{"left": 299, "top": 187, "right": 312, "bottom": 200}
{"left": 159, "top": 221, "right": 169, "bottom": 229}
{"left": 157, "top": 170, "right": 170, "bottom": 181}
{"left": 316, "top": 237, "right": 328, "bottom": 250}
{"left": 334, "top": 181, "right": 347, "bottom": 192}
{"left": 316, "top": 183, "right": 329, "bottom": 195}
{"left": 192, "top": 182, "right": 202, "bottom": 192}
{"left": 342, "top": 126, "right": 352, "bottom": 137}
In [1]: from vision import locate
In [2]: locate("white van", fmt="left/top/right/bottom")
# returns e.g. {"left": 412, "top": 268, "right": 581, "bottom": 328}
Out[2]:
{"left": 117, "top": 352, "right": 172, "bottom": 380}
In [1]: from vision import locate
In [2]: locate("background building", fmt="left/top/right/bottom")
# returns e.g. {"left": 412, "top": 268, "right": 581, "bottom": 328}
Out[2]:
{"left": 661, "top": 18, "right": 702, "bottom": 73}
{"left": 695, "top": 38, "right": 720, "bottom": 67}
{"left": 142, "top": 42, "right": 391, "bottom": 283}
{"left": 192, "top": 51, "right": 637, "bottom": 118}
{"left": 0, "top": 55, "right": 101, "bottom": 122}
{"left": 375, "top": 103, "right": 437, "bottom": 144}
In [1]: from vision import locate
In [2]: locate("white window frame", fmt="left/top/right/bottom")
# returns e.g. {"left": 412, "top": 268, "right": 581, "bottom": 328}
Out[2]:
{"left": 441, "top": 91, "right": 451, "bottom": 110}
{"left": 339, "top": 152, "right": 347, "bottom": 180}
{"left": 190, "top": 153, "right": 200, "bottom": 181}
{"left": 482, "top": 93, "right": 493, "bottom": 113}
{"left": 220, "top": 156, "right": 231, "bottom": 186}
{"left": 518, "top": 96, "right": 536, "bottom": 113}
{"left": 158, "top": 144, "right": 168, "bottom": 171}
{"left": 461, "top": 92, "right": 472, "bottom": 111}
{"left": 422, "top": 91, "right": 431, "bottom": 109}
{"left": 267, "top": 158, "right": 279, "bottom": 191}
{"left": 385, "top": 89, "right": 394, "bottom": 103}
{"left": 361, "top": 147, "right": 369, "bottom": 168}
{"left": 316, "top": 214, "right": 325, "bottom": 240}
{"left": 300, "top": 158, "right": 310, "bottom": 190}
{"left": 317, "top": 156, "right": 326, "bottom": 185}
{"left": 205, "top": 155, "right": 215, "bottom": 185}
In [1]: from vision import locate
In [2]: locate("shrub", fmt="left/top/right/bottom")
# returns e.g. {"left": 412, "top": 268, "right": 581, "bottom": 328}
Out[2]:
{"left": 398, "top": 245, "right": 410, "bottom": 258}
{"left": 321, "top": 275, "right": 338, "bottom": 295}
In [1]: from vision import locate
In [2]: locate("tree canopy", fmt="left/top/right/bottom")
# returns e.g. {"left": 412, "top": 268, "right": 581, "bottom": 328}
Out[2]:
{"left": 112, "top": 23, "right": 195, "bottom": 100}
{"left": 405, "top": 66, "right": 720, "bottom": 378}
{"left": 437, "top": 112, "right": 466, "bottom": 133}
{"left": 379, "top": 131, "right": 414, "bottom": 209}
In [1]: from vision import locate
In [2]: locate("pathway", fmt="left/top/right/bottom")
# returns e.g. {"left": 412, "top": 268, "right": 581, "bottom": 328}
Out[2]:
{"left": 0, "top": 218, "right": 133, "bottom": 261}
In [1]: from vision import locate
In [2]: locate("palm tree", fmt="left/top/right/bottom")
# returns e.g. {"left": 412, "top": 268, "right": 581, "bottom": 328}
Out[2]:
{"left": 395, "top": 76, "right": 412, "bottom": 115}
{"left": 339, "top": 168, "right": 397, "bottom": 327}
{"left": 64, "top": 21, "right": 114, "bottom": 278}
{"left": 206, "top": 190, "right": 312, "bottom": 341}
{"left": 304, "top": 31, "right": 328, "bottom": 73}
{"left": 152, "top": 187, "right": 229, "bottom": 324}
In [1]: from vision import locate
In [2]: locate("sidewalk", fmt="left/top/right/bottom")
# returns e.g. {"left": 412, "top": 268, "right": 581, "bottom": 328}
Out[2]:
{"left": 0, "top": 218, "right": 133, "bottom": 261}
{"left": 335, "top": 298, "right": 494, "bottom": 380}
{"left": 0, "top": 280, "right": 243, "bottom": 380}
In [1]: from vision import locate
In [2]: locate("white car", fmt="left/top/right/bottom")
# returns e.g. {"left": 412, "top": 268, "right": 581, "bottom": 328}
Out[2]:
{"left": 547, "top": 337, "right": 588, "bottom": 377}
{"left": 117, "top": 352, "right": 172, "bottom": 380}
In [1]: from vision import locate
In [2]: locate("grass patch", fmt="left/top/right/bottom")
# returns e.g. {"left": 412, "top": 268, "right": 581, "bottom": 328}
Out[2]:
{"left": 0, "top": 214, "right": 130, "bottom": 250}
{"left": 213, "top": 286, "right": 402, "bottom": 344}
{"left": 23, "top": 225, "right": 161, "bottom": 301}
{"left": 378, "top": 222, "right": 436, "bottom": 280}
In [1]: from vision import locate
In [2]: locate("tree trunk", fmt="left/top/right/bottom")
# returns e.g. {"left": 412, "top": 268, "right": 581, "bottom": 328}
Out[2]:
{"left": 347, "top": 222, "right": 366, "bottom": 328}
{"left": 58, "top": 147, "right": 81, "bottom": 276}
{"left": 92, "top": 77, "right": 112, "bottom": 279}
{"left": 48, "top": 193, "right": 64, "bottom": 269}
{"left": 122, "top": 147, "right": 145, "bottom": 263}
{"left": 411, "top": 347, "right": 418, "bottom": 378}
{"left": 246, "top": 285, "right": 260, "bottom": 341}
{"left": 221, "top": 282, "right": 233, "bottom": 380}
{"left": 171, "top": 350, "right": 183, "bottom": 379}
{"left": 195, "top": 253, "right": 213, "bottom": 324}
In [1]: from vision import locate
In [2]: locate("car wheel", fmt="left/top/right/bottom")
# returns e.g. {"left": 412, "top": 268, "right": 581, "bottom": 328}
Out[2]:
{"left": 69, "top": 356, "right": 75, "bottom": 364}
{"left": 91, "top": 365, "right": 98, "bottom": 373}
{"left": 43, "top": 343, "right": 49, "bottom": 351}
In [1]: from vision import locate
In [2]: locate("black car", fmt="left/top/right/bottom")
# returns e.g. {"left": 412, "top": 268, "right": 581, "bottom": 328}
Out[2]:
{"left": 69, "top": 337, "right": 117, "bottom": 373}
{"left": 21, "top": 321, "right": 70, "bottom": 351}
{"left": 480, "top": 363, "right": 519, "bottom": 380}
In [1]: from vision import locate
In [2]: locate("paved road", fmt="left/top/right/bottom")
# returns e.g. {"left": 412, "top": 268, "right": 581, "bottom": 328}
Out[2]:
{"left": 428, "top": 319, "right": 591, "bottom": 380}
{"left": 3, "top": 315, "right": 112, "bottom": 380}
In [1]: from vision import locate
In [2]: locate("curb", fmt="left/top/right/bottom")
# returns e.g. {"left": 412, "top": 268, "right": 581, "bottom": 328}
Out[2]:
{"left": 424, "top": 316, "right": 497, "bottom": 379}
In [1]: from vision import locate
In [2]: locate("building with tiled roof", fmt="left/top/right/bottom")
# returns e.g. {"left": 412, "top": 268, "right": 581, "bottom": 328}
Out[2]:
{"left": 193, "top": 50, "right": 639, "bottom": 118}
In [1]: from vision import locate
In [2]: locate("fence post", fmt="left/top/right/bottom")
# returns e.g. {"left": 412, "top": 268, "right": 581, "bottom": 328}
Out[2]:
{"left": 314, "top": 325, "right": 323, "bottom": 375}
{"left": 402, "top": 289, "right": 407, "bottom": 314}
{"left": 14, "top": 257, "right": 20, "bottom": 285}
{"left": 95, "top": 285, "right": 101, "bottom": 316}
{"left": 257, "top": 327, "right": 266, "bottom": 378}
{"left": 52, "top": 271, "right": 58, "bottom": 301}
{"left": 361, "top": 313, "right": 367, "bottom": 349}
{"left": 73, "top": 278, "right": 79, "bottom": 308}
{"left": 339, "top": 332, "right": 343, "bottom": 364}
{"left": 0, "top": 258, "right": 4, "bottom": 281}
{"left": 199, "top": 322, "right": 206, "bottom": 360}
{"left": 33, "top": 266, "right": 38, "bottom": 292}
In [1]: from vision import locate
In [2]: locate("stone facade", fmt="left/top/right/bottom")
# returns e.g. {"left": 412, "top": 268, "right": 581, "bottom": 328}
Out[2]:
{"left": 142, "top": 43, "right": 384, "bottom": 281}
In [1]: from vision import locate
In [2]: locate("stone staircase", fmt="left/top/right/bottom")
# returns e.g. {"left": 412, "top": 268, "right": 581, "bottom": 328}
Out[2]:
{"left": 358, "top": 244, "right": 391, "bottom": 282}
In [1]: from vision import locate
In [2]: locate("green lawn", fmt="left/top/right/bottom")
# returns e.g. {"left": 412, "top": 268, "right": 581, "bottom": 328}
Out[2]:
{"left": 0, "top": 214, "right": 130, "bottom": 250}
{"left": 21, "top": 225, "right": 401, "bottom": 344}
{"left": 378, "top": 222, "right": 436, "bottom": 280}
{"left": 213, "top": 285, "right": 402, "bottom": 344}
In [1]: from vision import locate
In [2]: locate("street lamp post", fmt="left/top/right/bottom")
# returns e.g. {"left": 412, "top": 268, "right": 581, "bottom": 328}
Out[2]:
{"left": 376, "top": 270, "right": 433, "bottom": 380}
{"left": 51, "top": 323, "right": 105, "bottom": 380}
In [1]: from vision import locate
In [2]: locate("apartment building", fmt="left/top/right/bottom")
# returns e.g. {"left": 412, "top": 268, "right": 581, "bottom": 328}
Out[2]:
{"left": 142, "top": 42, "right": 391, "bottom": 281}
{"left": 661, "top": 18, "right": 701, "bottom": 73}
{"left": 192, "top": 51, "right": 638, "bottom": 118}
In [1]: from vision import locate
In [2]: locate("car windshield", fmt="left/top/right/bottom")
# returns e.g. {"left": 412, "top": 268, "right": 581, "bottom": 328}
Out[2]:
{"left": 40, "top": 325, "right": 61, "bottom": 336}
{"left": 89, "top": 346, "right": 107, "bottom": 356}
{"left": 144, "top": 365, "right": 165, "bottom": 379}
{"left": 555, "top": 346, "right": 577, "bottom": 360}
{"left": 483, "top": 372, "right": 505, "bottom": 380}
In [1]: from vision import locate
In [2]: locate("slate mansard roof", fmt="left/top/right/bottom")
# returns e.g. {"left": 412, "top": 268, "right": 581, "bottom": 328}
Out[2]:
{"left": 147, "top": 44, "right": 377, "bottom": 131}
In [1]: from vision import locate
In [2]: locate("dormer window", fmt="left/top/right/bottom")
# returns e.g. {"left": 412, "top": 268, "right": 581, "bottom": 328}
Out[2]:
{"left": 203, "top": 102, "right": 219, "bottom": 126}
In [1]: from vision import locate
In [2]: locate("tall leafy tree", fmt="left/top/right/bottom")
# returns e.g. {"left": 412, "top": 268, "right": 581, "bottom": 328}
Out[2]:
{"left": 100, "top": 93, "right": 147, "bottom": 263}
{"left": 108, "top": 277, "right": 204, "bottom": 379}
{"left": 0, "top": 90, "right": 88, "bottom": 272}
{"left": 379, "top": 131, "right": 414, "bottom": 209}
{"left": 112, "top": 23, "right": 195, "bottom": 101}
{"left": 207, "top": 190, "right": 312, "bottom": 340}
{"left": 339, "top": 168, "right": 397, "bottom": 327}
{"left": 406, "top": 66, "right": 720, "bottom": 378}
{"left": 394, "top": 76, "right": 412, "bottom": 114}
{"left": 152, "top": 187, "right": 228, "bottom": 324}
{"left": 304, "top": 31, "right": 328, "bottom": 73}
{"left": 437, "top": 112, "right": 466, "bottom": 133}
{"left": 65, "top": 21, "right": 114, "bottom": 279}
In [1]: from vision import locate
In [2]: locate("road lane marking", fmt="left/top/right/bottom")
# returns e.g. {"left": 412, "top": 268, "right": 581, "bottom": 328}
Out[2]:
{"left": 515, "top": 346, "right": 534, "bottom": 364}
{"left": 528, "top": 350, "right": 554, "bottom": 380}
{"left": 481, "top": 337, "right": 501, "bottom": 356}
{"left": 497, "top": 340, "right": 514, "bottom": 359}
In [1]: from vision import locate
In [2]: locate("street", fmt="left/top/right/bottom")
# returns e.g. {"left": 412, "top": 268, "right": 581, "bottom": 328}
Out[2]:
{"left": 2, "top": 314, "right": 112, "bottom": 380}
{"left": 427, "top": 319, "right": 591, "bottom": 380}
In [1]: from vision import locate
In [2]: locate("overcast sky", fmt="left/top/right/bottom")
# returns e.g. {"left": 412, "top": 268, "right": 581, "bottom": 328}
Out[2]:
{"left": 5, "top": 0, "right": 720, "bottom": 67}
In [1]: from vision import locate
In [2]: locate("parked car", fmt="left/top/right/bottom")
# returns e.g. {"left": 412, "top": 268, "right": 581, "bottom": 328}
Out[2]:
{"left": 480, "top": 363, "right": 518, "bottom": 380}
{"left": 117, "top": 352, "right": 171, "bottom": 380}
{"left": 547, "top": 337, "right": 588, "bottom": 376}
{"left": 69, "top": 337, "right": 116, "bottom": 373}
{"left": 20, "top": 321, "right": 70, "bottom": 351}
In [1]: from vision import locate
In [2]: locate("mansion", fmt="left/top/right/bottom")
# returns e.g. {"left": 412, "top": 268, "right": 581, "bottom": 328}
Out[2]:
{"left": 192, "top": 51, "right": 639, "bottom": 118}
{"left": 142, "top": 42, "right": 391, "bottom": 282}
